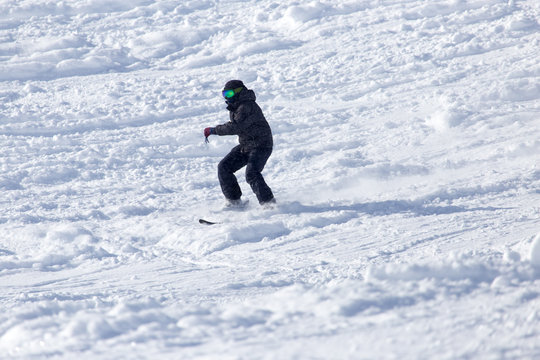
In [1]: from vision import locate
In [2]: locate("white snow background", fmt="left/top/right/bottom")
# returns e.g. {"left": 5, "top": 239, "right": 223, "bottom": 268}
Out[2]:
{"left": 0, "top": 0, "right": 539, "bottom": 358}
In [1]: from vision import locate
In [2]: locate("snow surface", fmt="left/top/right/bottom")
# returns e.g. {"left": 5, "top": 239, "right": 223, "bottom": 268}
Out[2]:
{"left": 0, "top": 0, "right": 539, "bottom": 358}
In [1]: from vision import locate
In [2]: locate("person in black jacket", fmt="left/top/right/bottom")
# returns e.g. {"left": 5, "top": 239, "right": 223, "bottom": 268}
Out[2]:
{"left": 204, "top": 80, "right": 275, "bottom": 207}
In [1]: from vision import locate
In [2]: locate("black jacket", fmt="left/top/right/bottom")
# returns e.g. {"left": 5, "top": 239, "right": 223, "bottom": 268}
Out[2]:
{"left": 214, "top": 89, "right": 273, "bottom": 151}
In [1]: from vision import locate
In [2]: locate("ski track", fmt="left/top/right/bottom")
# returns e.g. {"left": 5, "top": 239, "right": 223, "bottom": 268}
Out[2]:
{"left": 1, "top": 0, "right": 539, "bottom": 358}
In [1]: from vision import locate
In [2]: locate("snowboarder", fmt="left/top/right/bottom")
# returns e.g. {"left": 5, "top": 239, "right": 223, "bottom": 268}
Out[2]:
{"left": 204, "top": 80, "right": 276, "bottom": 207}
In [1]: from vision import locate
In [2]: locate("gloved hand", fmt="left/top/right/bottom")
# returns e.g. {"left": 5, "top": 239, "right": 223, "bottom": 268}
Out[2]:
{"left": 204, "top": 127, "right": 215, "bottom": 138}
{"left": 204, "top": 127, "right": 215, "bottom": 143}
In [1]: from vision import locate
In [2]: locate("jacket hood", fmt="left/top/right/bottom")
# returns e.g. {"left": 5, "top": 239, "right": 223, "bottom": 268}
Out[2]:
{"left": 238, "top": 88, "right": 256, "bottom": 102}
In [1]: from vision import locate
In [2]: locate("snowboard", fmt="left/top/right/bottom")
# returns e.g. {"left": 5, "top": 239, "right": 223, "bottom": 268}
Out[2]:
{"left": 197, "top": 199, "right": 277, "bottom": 225}
{"left": 198, "top": 199, "right": 250, "bottom": 225}
{"left": 198, "top": 218, "right": 219, "bottom": 225}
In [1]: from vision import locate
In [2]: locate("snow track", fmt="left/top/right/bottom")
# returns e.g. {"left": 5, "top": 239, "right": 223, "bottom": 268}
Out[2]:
{"left": 1, "top": 0, "right": 539, "bottom": 358}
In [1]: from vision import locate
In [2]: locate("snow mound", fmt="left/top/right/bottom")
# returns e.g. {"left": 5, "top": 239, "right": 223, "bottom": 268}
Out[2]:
{"left": 0, "top": 224, "right": 114, "bottom": 272}
{"left": 159, "top": 220, "right": 290, "bottom": 256}
{"left": 284, "top": 2, "right": 331, "bottom": 24}
{"left": 530, "top": 233, "right": 540, "bottom": 268}
{"left": 366, "top": 253, "right": 498, "bottom": 284}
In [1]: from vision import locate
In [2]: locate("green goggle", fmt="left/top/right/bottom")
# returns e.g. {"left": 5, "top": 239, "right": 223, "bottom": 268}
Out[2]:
{"left": 222, "top": 87, "right": 243, "bottom": 98}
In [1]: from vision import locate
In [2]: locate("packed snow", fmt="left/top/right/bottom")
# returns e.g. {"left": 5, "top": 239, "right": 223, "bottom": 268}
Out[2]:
{"left": 0, "top": 0, "right": 539, "bottom": 358}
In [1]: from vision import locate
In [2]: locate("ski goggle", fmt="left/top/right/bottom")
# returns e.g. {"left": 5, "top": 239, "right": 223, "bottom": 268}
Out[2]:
{"left": 222, "top": 87, "right": 243, "bottom": 99}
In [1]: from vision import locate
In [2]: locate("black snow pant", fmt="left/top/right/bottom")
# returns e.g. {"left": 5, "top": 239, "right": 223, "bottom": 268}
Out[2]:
{"left": 218, "top": 145, "right": 274, "bottom": 204}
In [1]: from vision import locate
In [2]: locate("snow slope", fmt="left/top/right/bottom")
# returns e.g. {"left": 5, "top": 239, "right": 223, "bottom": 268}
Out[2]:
{"left": 0, "top": 0, "right": 539, "bottom": 358}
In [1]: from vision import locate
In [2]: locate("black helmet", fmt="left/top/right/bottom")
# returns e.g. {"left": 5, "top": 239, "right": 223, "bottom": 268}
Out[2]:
{"left": 223, "top": 79, "right": 244, "bottom": 91}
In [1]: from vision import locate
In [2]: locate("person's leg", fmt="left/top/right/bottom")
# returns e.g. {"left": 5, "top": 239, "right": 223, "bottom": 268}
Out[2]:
{"left": 218, "top": 145, "right": 248, "bottom": 201}
{"left": 245, "top": 148, "right": 274, "bottom": 204}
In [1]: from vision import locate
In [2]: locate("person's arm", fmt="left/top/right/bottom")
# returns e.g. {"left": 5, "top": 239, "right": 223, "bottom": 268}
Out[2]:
{"left": 214, "top": 103, "right": 253, "bottom": 135}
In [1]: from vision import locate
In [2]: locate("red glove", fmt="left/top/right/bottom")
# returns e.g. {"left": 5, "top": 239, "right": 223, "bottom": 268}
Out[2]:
{"left": 204, "top": 127, "right": 215, "bottom": 138}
